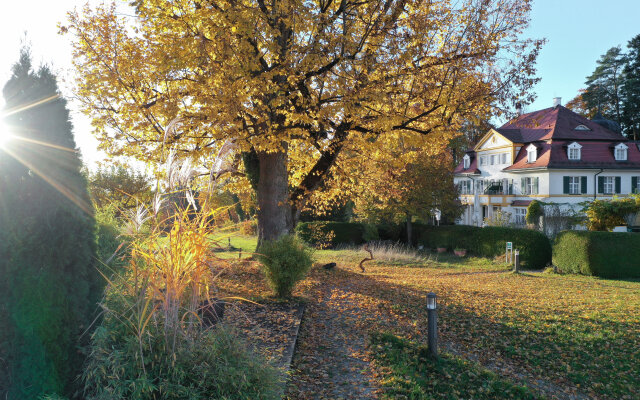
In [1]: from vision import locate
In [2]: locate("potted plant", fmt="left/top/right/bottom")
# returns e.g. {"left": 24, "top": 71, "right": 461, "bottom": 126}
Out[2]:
{"left": 436, "top": 242, "right": 447, "bottom": 253}
{"left": 454, "top": 248, "right": 467, "bottom": 257}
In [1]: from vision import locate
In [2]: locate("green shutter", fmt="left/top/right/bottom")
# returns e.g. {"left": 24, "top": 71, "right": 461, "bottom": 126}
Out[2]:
{"left": 581, "top": 176, "right": 587, "bottom": 194}
{"left": 615, "top": 176, "right": 621, "bottom": 193}
{"left": 633, "top": 177, "right": 638, "bottom": 194}
{"left": 534, "top": 177, "right": 539, "bottom": 194}
{"left": 563, "top": 176, "right": 570, "bottom": 194}
{"left": 521, "top": 177, "right": 526, "bottom": 195}
{"left": 598, "top": 176, "right": 604, "bottom": 194}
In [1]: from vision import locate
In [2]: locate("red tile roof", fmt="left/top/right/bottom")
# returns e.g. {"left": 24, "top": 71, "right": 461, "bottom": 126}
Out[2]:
{"left": 511, "top": 200, "right": 532, "bottom": 207}
{"left": 454, "top": 105, "right": 640, "bottom": 172}
{"left": 453, "top": 152, "right": 481, "bottom": 174}
{"left": 505, "top": 140, "right": 640, "bottom": 170}
{"left": 500, "top": 106, "right": 625, "bottom": 141}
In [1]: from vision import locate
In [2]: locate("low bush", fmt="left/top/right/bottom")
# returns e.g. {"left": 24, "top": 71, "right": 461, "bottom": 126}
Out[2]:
{"left": 239, "top": 219, "right": 258, "bottom": 236}
{"left": 415, "top": 225, "right": 551, "bottom": 269}
{"left": 84, "top": 285, "right": 281, "bottom": 400}
{"left": 553, "top": 231, "right": 640, "bottom": 278}
{"left": 296, "top": 222, "right": 378, "bottom": 247}
{"left": 95, "top": 205, "right": 126, "bottom": 269}
{"left": 377, "top": 223, "right": 402, "bottom": 241}
{"left": 257, "top": 235, "right": 314, "bottom": 298}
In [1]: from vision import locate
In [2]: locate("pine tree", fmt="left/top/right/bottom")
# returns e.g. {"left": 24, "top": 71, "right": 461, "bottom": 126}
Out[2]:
{"left": 622, "top": 34, "right": 640, "bottom": 140}
{"left": 0, "top": 48, "right": 98, "bottom": 399}
{"left": 582, "top": 46, "right": 626, "bottom": 129}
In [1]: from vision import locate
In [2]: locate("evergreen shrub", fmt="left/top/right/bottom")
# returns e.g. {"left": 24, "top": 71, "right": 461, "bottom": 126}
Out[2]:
{"left": 257, "top": 235, "right": 314, "bottom": 298}
{"left": 0, "top": 50, "right": 99, "bottom": 399}
{"left": 415, "top": 225, "right": 551, "bottom": 269}
{"left": 553, "top": 231, "right": 640, "bottom": 278}
{"left": 296, "top": 222, "right": 378, "bottom": 247}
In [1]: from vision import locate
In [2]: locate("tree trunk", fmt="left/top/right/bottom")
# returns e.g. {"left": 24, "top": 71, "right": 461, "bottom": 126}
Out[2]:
{"left": 256, "top": 151, "right": 293, "bottom": 247}
{"left": 406, "top": 212, "right": 413, "bottom": 247}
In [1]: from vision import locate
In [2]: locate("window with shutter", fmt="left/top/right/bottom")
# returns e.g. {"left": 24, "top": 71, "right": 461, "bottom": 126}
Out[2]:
{"left": 563, "top": 176, "right": 570, "bottom": 194}
{"left": 603, "top": 176, "right": 615, "bottom": 194}
{"left": 598, "top": 176, "right": 605, "bottom": 194}
{"left": 581, "top": 176, "right": 587, "bottom": 194}
{"left": 615, "top": 176, "right": 621, "bottom": 193}
{"left": 633, "top": 177, "right": 639, "bottom": 194}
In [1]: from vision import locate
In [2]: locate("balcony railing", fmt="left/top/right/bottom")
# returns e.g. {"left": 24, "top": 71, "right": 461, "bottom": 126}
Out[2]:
{"left": 484, "top": 183, "right": 513, "bottom": 195}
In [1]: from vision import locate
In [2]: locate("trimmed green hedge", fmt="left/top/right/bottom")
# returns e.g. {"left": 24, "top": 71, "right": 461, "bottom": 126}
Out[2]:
{"left": 553, "top": 231, "right": 640, "bottom": 278}
{"left": 295, "top": 222, "right": 379, "bottom": 247}
{"left": 415, "top": 225, "right": 551, "bottom": 269}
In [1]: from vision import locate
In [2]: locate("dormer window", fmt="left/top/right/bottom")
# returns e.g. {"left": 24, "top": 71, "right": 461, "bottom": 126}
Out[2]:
{"left": 615, "top": 143, "right": 628, "bottom": 161}
{"left": 574, "top": 124, "right": 591, "bottom": 131}
{"left": 463, "top": 154, "right": 470, "bottom": 169}
{"left": 526, "top": 144, "right": 537, "bottom": 163}
{"left": 568, "top": 142, "right": 582, "bottom": 160}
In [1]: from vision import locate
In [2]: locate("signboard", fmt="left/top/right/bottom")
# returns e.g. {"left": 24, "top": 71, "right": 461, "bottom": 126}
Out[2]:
{"left": 505, "top": 242, "right": 513, "bottom": 263}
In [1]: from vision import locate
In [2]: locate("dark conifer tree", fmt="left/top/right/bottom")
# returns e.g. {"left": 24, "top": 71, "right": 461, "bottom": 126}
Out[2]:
{"left": 0, "top": 48, "right": 98, "bottom": 399}
{"left": 622, "top": 34, "right": 640, "bottom": 140}
{"left": 582, "top": 46, "right": 626, "bottom": 128}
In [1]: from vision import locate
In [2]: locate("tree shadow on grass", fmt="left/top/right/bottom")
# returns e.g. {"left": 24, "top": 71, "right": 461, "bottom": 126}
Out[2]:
{"left": 316, "top": 266, "right": 638, "bottom": 399}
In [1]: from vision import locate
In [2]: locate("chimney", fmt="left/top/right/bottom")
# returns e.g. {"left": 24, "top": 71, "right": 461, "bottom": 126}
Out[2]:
{"left": 553, "top": 97, "right": 562, "bottom": 107}
{"left": 515, "top": 102, "right": 523, "bottom": 116}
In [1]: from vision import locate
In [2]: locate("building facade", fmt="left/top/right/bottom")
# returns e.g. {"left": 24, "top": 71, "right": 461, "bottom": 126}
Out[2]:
{"left": 453, "top": 102, "right": 640, "bottom": 227}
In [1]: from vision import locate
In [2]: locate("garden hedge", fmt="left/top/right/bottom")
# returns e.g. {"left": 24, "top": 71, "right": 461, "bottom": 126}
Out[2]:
{"left": 414, "top": 225, "right": 551, "bottom": 269}
{"left": 553, "top": 231, "right": 640, "bottom": 278}
{"left": 295, "top": 222, "right": 379, "bottom": 247}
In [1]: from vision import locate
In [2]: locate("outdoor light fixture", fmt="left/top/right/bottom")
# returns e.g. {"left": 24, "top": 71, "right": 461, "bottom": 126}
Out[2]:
{"left": 427, "top": 292, "right": 437, "bottom": 310}
{"left": 426, "top": 292, "right": 438, "bottom": 358}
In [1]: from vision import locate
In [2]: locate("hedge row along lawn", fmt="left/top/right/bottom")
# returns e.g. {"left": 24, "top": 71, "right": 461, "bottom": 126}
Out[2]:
{"left": 369, "top": 332, "right": 540, "bottom": 399}
{"left": 214, "top": 234, "right": 640, "bottom": 399}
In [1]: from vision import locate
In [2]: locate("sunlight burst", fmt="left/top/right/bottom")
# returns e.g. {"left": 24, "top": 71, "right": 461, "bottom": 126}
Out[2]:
{"left": 0, "top": 121, "right": 12, "bottom": 148}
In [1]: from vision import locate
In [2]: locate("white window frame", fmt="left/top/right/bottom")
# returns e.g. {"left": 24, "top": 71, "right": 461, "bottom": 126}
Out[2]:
{"left": 614, "top": 143, "right": 628, "bottom": 161}
{"left": 527, "top": 178, "right": 536, "bottom": 194}
{"left": 635, "top": 177, "right": 640, "bottom": 193}
{"left": 501, "top": 153, "right": 508, "bottom": 164}
{"left": 567, "top": 142, "right": 582, "bottom": 161}
{"left": 463, "top": 154, "right": 470, "bottom": 169}
{"left": 490, "top": 154, "right": 496, "bottom": 165}
{"left": 480, "top": 156, "right": 487, "bottom": 166}
{"left": 514, "top": 208, "right": 526, "bottom": 225}
{"left": 603, "top": 176, "right": 615, "bottom": 194}
{"left": 569, "top": 176, "right": 580, "bottom": 195}
{"left": 526, "top": 144, "right": 537, "bottom": 163}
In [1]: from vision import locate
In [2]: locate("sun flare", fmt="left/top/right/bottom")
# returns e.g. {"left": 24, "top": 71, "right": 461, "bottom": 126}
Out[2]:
{"left": 0, "top": 121, "right": 12, "bottom": 148}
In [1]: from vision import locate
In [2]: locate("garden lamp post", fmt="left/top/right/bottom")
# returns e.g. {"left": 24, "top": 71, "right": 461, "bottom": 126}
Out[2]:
{"left": 426, "top": 292, "right": 438, "bottom": 359}
{"left": 514, "top": 249, "right": 520, "bottom": 273}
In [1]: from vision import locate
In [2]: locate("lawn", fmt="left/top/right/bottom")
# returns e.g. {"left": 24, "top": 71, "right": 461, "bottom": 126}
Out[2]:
{"left": 213, "top": 233, "right": 640, "bottom": 399}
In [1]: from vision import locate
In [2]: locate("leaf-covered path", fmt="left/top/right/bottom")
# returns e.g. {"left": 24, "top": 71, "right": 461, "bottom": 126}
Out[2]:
{"left": 286, "top": 278, "right": 384, "bottom": 399}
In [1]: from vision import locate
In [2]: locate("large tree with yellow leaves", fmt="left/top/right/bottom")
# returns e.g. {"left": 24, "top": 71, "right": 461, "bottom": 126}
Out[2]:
{"left": 65, "top": 0, "right": 540, "bottom": 242}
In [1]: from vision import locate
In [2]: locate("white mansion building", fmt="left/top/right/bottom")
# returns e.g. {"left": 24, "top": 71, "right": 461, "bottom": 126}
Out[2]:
{"left": 453, "top": 101, "right": 640, "bottom": 227}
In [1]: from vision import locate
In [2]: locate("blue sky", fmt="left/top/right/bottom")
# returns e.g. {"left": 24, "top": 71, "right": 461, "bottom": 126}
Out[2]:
{"left": 525, "top": 0, "right": 640, "bottom": 112}
{"left": 1, "top": 0, "right": 639, "bottom": 165}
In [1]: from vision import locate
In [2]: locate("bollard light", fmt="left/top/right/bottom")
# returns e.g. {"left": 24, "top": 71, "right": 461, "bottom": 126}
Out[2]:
{"left": 427, "top": 292, "right": 437, "bottom": 310}
{"left": 426, "top": 292, "right": 438, "bottom": 359}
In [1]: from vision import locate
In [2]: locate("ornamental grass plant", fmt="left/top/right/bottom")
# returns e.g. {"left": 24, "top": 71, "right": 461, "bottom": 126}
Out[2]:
{"left": 83, "top": 202, "right": 281, "bottom": 399}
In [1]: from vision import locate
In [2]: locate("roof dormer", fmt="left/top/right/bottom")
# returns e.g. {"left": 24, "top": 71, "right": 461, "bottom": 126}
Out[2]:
{"left": 614, "top": 143, "right": 628, "bottom": 161}
{"left": 526, "top": 143, "right": 537, "bottom": 163}
{"left": 463, "top": 154, "right": 470, "bottom": 169}
{"left": 574, "top": 124, "right": 591, "bottom": 131}
{"left": 567, "top": 142, "right": 582, "bottom": 160}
